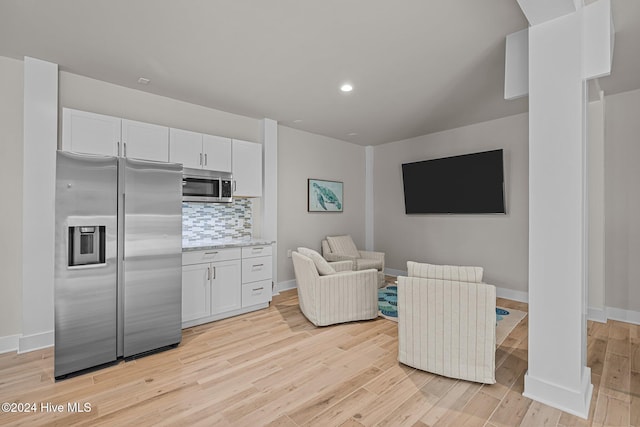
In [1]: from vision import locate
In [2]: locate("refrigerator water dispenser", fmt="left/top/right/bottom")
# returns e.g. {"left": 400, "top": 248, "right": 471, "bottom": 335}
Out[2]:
{"left": 68, "top": 226, "right": 106, "bottom": 266}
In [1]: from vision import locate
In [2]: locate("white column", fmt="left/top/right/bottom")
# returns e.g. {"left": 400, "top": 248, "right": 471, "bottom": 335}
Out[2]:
{"left": 588, "top": 92, "right": 606, "bottom": 322}
{"left": 21, "top": 57, "right": 58, "bottom": 352}
{"left": 365, "top": 146, "right": 374, "bottom": 251}
{"left": 261, "top": 118, "right": 278, "bottom": 291}
{"left": 515, "top": 0, "right": 613, "bottom": 418}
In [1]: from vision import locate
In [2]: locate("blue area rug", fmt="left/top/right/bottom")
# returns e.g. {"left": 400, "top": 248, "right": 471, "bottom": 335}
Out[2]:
{"left": 378, "top": 286, "right": 516, "bottom": 324}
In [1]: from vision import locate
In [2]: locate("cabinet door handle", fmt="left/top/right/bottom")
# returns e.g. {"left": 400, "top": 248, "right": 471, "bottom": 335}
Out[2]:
{"left": 204, "top": 153, "right": 208, "bottom": 166}
{"left": 117, "top": 141, "right": 121, "bottom": 156}
{"left": 207, "top": 267, "right": 211, "bottom": 280}
{"left": 212, "top": 266, "right": 216, "bottom": 279}
{"left": 233, "top": 180, "right": 237, "bottom": 193}
{"left": 200, "top": 153, "right": 203, "bottom": 166}
{"left": 124, "top": 142, "right": 127, "bottom": 157}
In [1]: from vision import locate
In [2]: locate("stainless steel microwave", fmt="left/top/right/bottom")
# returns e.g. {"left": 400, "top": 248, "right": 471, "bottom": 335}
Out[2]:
{"left": 182, "top": 168, "right": 233, "bottom": 203}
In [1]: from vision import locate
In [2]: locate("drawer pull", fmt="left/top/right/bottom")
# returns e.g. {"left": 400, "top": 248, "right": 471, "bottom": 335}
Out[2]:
{"left": 252, "top": 264, "right": 264, "bottom": 268}
{"left": 205, "top": 251, "right": 218, "bottom": 255}
{"left": 252, "top": 247, "right": 263, "bottom": 252}
{"left": 252, "top": 287, "right": 264, "bottom": 292}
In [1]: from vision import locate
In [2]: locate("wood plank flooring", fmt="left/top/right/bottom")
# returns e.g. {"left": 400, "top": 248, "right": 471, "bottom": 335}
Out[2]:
{"left": 0, "top": 287, "right": 638, "bottom": 426}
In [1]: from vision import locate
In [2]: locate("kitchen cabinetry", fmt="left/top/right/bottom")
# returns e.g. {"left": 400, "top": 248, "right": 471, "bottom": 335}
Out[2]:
{"left": 169, "top": 128, "right": 203, "bottom": 169}
{"left": 62, "top": 108, "right": 120, "bottom": 157}
{"left": 232, "top": 139, "right": 262, "bottom": 197}
{"left": 169, "top": 129, "right": 232, "bottom": 172}
{"left": 204, "top": 134, "right": 232, "bottom": 172}
{"left": 211, "top": 260, "right": 242, "bottom": 314}
{"left": 241, "top": 246, "right": 272, "bottom": 307}
{"left": 62, "top": 108, "right": 169, "bottom": 162}
{"left": 181, "top": 244, "right": 272, "bottom": 328}
{"left": 121, "top": 119, "right": 169, "bottom": 162}
{"left": 181, "top": 263, "right": 211, "bottom": 323}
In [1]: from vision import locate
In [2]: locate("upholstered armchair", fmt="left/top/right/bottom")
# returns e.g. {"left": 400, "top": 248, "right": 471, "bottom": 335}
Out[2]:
{"left": 321, "top": 235, "right": 386, "bottom": 288}
{"left": 397, "top": 261, "right": 497, "bottom": 384}
{"left": 292, "top": 250, "right": 379, "bottom": 327}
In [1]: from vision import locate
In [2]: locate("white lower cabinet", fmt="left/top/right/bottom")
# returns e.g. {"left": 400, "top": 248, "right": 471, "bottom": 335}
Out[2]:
{"left": 182, "top": 264, "right": 211, "bottom": 323}
{"left": 211, "top": 260, "right": 241, "bottom": 315}
{"left": 181, "top": 245, "right": 272, "bottom": 328}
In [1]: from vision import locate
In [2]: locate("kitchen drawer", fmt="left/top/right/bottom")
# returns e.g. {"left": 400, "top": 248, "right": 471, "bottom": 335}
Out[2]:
{"left": 183, "top": 248, "right": 241, "bottom": 266}
{"left": 241, "top": 245, "right": 272, "bottom": 259}
{"left": 241, "top": 255, "right": 272, "bottom": 283}
{"left": 242, "top": 279, "right": 272, "bottom": 307}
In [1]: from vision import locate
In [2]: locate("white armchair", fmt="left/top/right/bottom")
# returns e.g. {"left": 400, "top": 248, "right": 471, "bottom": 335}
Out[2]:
{"left": 321, "top": 235, "right": 386, "bottom": 288}
{"left": 397, "top": 261, "right": 497, "bottom": 384}
{"left": 292, "top": 251, "right": 379, "bottom": 326}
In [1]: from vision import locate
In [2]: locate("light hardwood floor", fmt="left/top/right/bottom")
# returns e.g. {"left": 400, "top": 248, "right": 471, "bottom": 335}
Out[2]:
{"left": 0, "top": 287, "right": 638, "bottom": 426}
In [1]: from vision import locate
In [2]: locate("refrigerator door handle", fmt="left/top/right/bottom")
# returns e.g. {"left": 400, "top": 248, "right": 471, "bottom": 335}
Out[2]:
{"left": 121, "top": 193, "right": 125, "bottom": 261}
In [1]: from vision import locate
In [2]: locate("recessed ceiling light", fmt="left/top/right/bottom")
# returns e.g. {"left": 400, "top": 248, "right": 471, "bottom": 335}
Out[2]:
{"left": 340, "top": 83, "right": 353, "bottom": 93}
{"left": 293, "top": 119, "right": 303, "bottom": 124}
{"left": 137, "top": 77, "right": 150, "bottom": 85}
{"left": 347, "top": 132, "right": 358, "bottom": 136}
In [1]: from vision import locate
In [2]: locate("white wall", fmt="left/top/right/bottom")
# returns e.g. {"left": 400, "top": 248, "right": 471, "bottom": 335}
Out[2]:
{"left": 373, "top": 113, "right": 529, "bottom": 294}
{"left": 59, "top": 71, "right": 261, "bottom": 143}
{"left": 0, "top": 56, "right": 24, "bottom": 339}
{"left": 604, "top": 88, "right": 640, "bottom": 313}
{"left": 277, "top": 126, "right": 366, "bottom": 284}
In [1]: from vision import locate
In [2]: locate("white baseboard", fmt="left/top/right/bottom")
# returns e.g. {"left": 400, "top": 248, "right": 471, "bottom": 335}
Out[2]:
{"left": 0, "top": 334, "right": 20, "bottom": 355}
{"left": 496, "top": 287, "right": 529, "bottom": 303}
{"left": 523, "top": 367, "right": 593, "bottom": 419}
{"left": 606, "top": 306, "right": 640, "bottom": 325}
{"left": 18, "top": 330, "right": 53, "bottom": 354}
{"left": 277, "top": 279, "right": 297, "bottom": 293}
{"left": 588, "top": 307, "right": 607, "bottom": 323}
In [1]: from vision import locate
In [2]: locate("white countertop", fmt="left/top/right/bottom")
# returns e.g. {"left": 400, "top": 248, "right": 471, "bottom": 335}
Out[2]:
{"left": 182, "top": 238, "right": 275, "bottom": 252}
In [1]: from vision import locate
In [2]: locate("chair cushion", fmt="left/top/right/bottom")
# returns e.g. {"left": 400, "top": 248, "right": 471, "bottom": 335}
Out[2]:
{"left": 407, "top": 261, "right": 483, "bottom": 283}
{"left": 355, "top": 258, "right": 383, "bottom": 271}
{"left": 297, "top": 247, "right": 336, "bottom": 276}
{"left": 326, "top": 235, "right": 360, "bottom": 258}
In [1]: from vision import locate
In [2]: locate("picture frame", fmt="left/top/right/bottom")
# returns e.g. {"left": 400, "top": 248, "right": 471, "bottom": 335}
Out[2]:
{"left": 308, "top": 179, "right": 343, "bottom": 212}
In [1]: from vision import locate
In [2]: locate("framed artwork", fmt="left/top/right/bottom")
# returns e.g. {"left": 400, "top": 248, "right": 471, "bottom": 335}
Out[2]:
{"left": 308, "top": 179, "right": 343, "bottom": 212}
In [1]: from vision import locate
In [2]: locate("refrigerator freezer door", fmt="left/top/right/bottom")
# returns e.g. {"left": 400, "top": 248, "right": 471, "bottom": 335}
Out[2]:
{"left": 54, "top": 152, "right": 118, "bottom": 378}
{"left": 122, "top": 158, "right": 183, "bottom": 357}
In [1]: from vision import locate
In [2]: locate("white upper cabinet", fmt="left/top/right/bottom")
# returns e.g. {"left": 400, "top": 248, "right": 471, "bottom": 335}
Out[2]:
{"left": 169, "top": 129, "right": 232, "bottom": 172}
{"left": 62, "top": 108, "right": 169, "bottom": 162}
{"left": 169, "top": 128, "right": 203, "bottom": 169}
{"left": 232, "top": 139, "right": 262, "bottom": 197}
{"left": 121, "top": 119, "right": 169, "bottom": 162}
{"left": 62, "top": 108, "right": 120, "bottom": 157}
{"left": 203, "top": 134, "right": 232, "bottom": 172}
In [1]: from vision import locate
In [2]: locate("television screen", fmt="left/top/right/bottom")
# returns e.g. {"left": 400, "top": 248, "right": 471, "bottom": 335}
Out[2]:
{"left": 402, "top": 149, "right": 505, "bottom": 214}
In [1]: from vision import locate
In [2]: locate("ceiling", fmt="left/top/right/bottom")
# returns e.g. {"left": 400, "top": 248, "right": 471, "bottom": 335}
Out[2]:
{"left": 0, "top": 1, "right": 638, "bottom": 146}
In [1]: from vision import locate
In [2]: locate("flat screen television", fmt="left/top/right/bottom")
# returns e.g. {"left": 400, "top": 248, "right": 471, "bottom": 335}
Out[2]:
{"left": 402, "top": 149, "right": 506, "bottom": 214}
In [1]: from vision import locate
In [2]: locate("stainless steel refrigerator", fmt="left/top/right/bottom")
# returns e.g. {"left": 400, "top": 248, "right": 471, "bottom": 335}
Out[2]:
{"left": 54, "top": 151, "right": 182, "bottom": 379}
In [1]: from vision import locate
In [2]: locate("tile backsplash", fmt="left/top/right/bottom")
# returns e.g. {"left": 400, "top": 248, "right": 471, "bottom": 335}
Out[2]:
{"left": 182, "top": 199, "right": 252, "bottom": 242}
